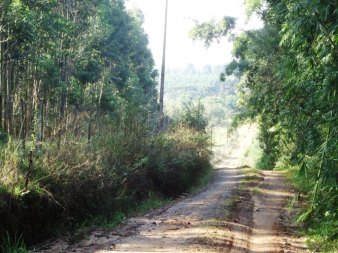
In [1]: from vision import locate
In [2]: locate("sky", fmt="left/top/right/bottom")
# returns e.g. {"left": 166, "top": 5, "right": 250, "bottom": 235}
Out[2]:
{"left": 126, "top": 0, "right": 263, "bottom": 69}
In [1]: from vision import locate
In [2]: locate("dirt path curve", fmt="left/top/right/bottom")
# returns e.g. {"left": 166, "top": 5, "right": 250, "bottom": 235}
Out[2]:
{"left": 36, "top": 127, "right": 308, "bottom": 253}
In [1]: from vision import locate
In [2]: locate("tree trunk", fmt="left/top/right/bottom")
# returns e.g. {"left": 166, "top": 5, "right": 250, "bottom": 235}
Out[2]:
{"left": 87, "top": 110, "right": 93, "bottom": 146}
{"left": 35, "top": 98, "right": 43, "bottom": 151}
{"left": 58, "top": 55, "right": 68, "bottom": 149}
{"left": 35, "top": 78, "right": 45, "bottom": 151}
{"left": 6, "top": 57, "right": 14, "bottom": 135}
{"left": 20, "top": 98, "right": 25, "bottom": 149}
{"left": 0, "top": 31, "right": 3, "bottom": 130}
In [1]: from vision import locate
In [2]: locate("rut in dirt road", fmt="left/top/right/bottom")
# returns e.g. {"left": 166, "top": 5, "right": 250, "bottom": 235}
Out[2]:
{"left": 35, "top": 127, "right": 308, "bottom": 253}
{"left": 226, "top": 170, "right": 308, "bottom": 253}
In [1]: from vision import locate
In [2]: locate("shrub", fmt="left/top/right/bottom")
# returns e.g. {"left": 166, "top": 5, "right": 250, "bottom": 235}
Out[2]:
{"left": 176, "top": 101, "right": 208, "bottom": 133}
{"left": 148, "top": 126, "right": 211, "bottom": 197}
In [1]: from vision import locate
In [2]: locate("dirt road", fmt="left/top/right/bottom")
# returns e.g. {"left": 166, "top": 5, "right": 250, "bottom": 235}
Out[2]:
{"left": 37, "top": 127, "right": 308, "bottom": 253}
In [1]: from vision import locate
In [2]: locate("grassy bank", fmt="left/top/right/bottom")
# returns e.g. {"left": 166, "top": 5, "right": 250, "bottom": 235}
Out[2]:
{"left": 0, "top": 120, "right": 212, "bottom": 251}
{"left": 276, "top": 161, "right": 338, "bottom": 253}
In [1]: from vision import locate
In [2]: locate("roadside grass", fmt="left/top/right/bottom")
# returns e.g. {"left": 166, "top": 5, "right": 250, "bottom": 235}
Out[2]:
{"left": 251, "top": 187, "right": 262, "bottom": 195}
{"left": 239, "top": 167, "right": 263, "bottom": 191}
{"left": 60, "top": 165, "right": 210, "bottom": 246}
{"left": 1, "top": 233, "right": 29, "bottom": 253}
{"left": 219, "top": 167, "right": 263, "bottom": 222}
{"left": 65, "top": 193, "right": 170, "bottom": 245}
{"left": 276, "top": 159, "right": 338, "bottom": 253}
{"left": 306, "top": 220, "right": 338, "bottom": 253}
{"left": 210, "top": 126, "right": 238, "bottom": 164}
{"left": 189, "top": 163, "right": 213, "bottom": 194}
{"left": 217, "top": 126, "right": 263, "bottom": 223}
{"left": 131, "top": 193, "right": 171, "bottom": 216}
{"left": 1, "top": 125, "right": 212, "bottom": 250}
{"left": 243, "top": 167, "right": 261, "bottom": 182}
{"left": 231, "top": 125, "right": 264, "bottom": 195}
{"left": 65, "top": 174, "right": 210, "bottom": 245}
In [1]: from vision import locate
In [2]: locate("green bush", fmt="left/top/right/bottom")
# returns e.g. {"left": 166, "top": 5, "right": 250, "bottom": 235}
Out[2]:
{"left": 148, "top": 126, "right": 211, "bottom": 197}
{"left": 176, "top": 101, "right": 208, "bottom": 133}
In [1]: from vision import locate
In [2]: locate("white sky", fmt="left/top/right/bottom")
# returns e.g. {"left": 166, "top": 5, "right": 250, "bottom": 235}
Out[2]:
{"left": 126, "top": 0, "right": 263, "bottom": 68}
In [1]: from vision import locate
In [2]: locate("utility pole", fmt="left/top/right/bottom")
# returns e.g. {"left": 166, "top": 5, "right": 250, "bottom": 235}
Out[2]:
{"left": 159, "top": 0, "right": 168, "bottom": 130}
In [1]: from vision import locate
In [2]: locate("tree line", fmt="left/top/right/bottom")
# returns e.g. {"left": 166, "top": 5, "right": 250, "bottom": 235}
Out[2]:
{"left": 0, "top": 0, "right": 157, "bottom": 149}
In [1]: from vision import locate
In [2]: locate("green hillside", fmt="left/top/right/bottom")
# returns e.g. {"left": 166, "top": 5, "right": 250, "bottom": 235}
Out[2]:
{"left": 164, "top": 65, "right": 239, "bottom": 127}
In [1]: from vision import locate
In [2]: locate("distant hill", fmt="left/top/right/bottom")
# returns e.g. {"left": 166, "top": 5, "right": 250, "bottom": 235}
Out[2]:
{"left": 164, "top": 64, "right": 239, "bottom": 127}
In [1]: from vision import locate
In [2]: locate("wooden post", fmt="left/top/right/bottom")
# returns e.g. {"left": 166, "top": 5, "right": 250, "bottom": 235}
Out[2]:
{"left": 159, "top": 0, "right": 168, "bottom": 130}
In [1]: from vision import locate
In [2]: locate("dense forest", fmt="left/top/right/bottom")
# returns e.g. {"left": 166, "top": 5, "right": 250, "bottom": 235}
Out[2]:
{"left": 0, "top": 0, "right": 211, "bottom": 249}
{"left": 0, "top": 0, "right": 157, "bottom": 144}
{"left": 191, "top": 0, "right": 337, "bottom": 250}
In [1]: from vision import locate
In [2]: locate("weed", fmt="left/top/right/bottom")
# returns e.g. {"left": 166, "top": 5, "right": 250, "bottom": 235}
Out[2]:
{"left": 66, "top": 221, "right": 90, "bottom": 245}
{"left": 1, "top": 233, "right": 29, "bottom": 253}
{"left": 274, "top": 155, "right": 338, "bottom": 252}
{"left": 251, "top": 187, "right": 262, "bottom": 195}
{"left": 133, "top": 194, "right": 170, "bottom": 215}
{"left": 222, "top": 195, "right": 242, "bottom": 219}
{"left": 238, "top": 167, "right": 263, "bottom": 189}
{"left": 189, "top": 163, "right": 213, "bottom": 194}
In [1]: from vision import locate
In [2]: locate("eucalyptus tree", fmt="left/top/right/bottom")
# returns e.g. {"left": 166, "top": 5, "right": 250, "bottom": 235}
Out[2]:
{"left": 0, "top": 0, "right": 157, "bottom": 146}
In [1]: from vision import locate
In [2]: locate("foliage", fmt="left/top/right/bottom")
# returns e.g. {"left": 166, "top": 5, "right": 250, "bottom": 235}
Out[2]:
{"left": 223, "top": 0, "right": 338, "bottom": 249}
{"left": 0, "top": 0, "right": 157, "bottom": 146}
{"left": 148, "top": 126, "right": 212, "bottom": 197}
{"left": 189, "top": 0, "right": 337, "bottom": 249}
{"left": 1, "top": 233, "right": 28, "bottom": 253}
{"left": 306, "top": 217, "right": 338, "bottom": 253}
{"left": 244, "top": 0, "right": 263, "bottom": 19}
{"left": 176, "top": 102, "right": 208, "bottom": 133}
{"left": 190, "top": 17, "right": 236, "bottom": 47}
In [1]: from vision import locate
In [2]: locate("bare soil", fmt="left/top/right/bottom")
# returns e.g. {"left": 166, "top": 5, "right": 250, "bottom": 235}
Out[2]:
{"left": 35, "top": 127, "right": 308, "bottom": 253}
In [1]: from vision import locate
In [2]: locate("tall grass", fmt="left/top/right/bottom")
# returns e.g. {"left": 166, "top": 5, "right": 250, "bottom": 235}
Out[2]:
{"left": 0, "top": 138, "right": 22, "bottom": 187}
{"left": 0, "top": 108, "right": 211, "bottom": 248}
{"left": 276, "top": 158, "right": 338, "bottom": 253}
{"left": 1, "top": 233, "right": 28, "bottom": 253}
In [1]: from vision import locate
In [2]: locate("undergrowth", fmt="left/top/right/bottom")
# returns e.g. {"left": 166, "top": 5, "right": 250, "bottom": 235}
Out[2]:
{"left": 0, "top": 233, "right": 29, "bottom": 253}
{"left": 0, "top": 105, "right": 212, "bottom": 250}
{"left": 276, "top": 159, "right": 338, "bottom": 253}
